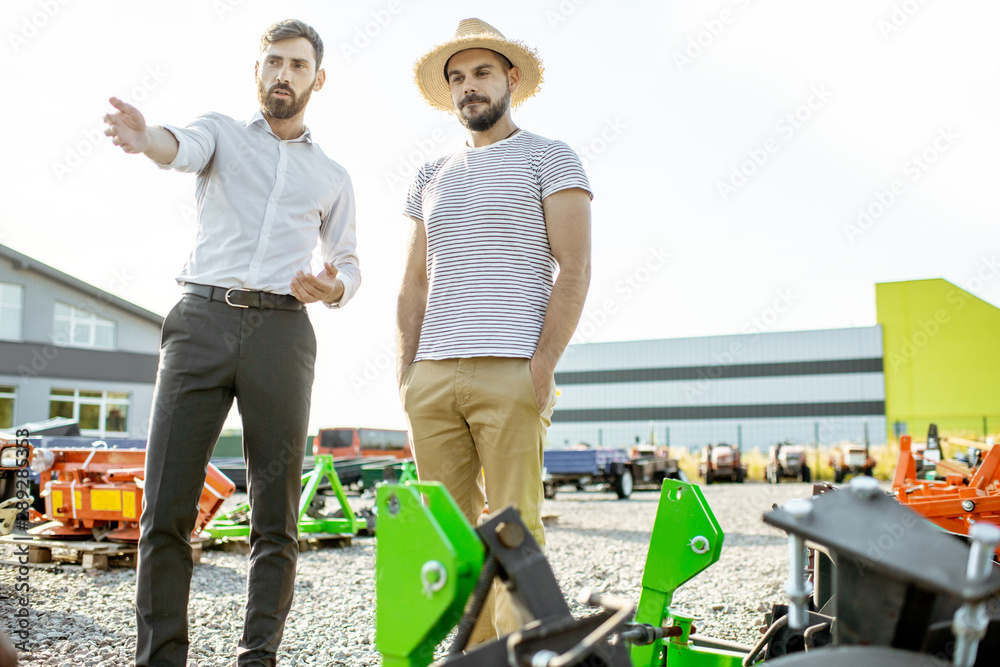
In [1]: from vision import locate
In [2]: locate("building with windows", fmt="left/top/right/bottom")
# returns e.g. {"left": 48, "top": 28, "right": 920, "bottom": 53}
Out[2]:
{"left": 550, "top": 326, "right": 886, "bottom": 451}
{"left": 549, "top": 278, "right": 999, "bottom": 451}
{"left": 0, "top": 244, "right": 163, "bottom": 438}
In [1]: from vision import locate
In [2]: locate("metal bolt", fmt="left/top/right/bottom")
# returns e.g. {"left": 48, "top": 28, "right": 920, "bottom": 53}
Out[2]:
{"left": 962, "top": 499, "right": 976, "bottom": 513}
{"left": 783, "top": 498, "right": 814, "bottom": 519}
{"left": 531, "top": 650, "right": 559, "bottom": 667}
{"left": 951, "top": 522, "right": 1000, "bottom": 667}
{"left": 496, "top": 521, "right": 525, "bottom": 550}
{"left": 689, "top": 535, "right": 711, "bottom": 555}
{"left": 967, "top": 523, "right": 1000, "bottom": 584}
{"left": 420, "top": 560, "right": 448, "bottom": 597}
{"left": 849, "top": 475, "right": 881, "bottom": 499}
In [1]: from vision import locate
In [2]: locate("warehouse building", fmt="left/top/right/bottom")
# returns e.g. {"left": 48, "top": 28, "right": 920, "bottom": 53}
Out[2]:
{"left": 0, "top": 244, "right": 162, "bottom": 438}
{"left": 550, "top": 278, "right": 1000, "bottom": 451}
{"left": 550, "top": 326, "right": 886, "bottom": 451}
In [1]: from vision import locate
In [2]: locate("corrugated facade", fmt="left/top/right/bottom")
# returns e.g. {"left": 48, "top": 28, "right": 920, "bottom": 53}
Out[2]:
{"left": 549, "top": 326, "right": 886, "bottom": 451}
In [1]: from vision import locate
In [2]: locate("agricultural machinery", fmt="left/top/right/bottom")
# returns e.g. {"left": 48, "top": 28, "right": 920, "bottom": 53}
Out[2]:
{"left": 765, "top": 441, "right": 811, "bottom": 484}
{"left": 375, "top": 476, "right": 1000, "bottom": 666}
{"left": 828, "top": 442, "right": 874, "bottom": 483}
{"left": 699, "top": 443, "right": 745, "bottom": 484}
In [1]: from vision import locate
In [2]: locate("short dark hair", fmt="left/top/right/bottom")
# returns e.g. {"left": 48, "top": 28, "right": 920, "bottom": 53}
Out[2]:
{"left": 261, "top": 19, "right": 324, "bottom": 70}
{"left": 444, "top": 48, "right": 513, "bottom": 81}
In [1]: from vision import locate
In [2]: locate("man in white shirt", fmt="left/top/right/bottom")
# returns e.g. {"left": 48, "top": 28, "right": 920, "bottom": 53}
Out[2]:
{"left": 104, "top": 19, "right": 360, "bottom": 667}
{"left": 397, "top": 18, "right": 591, "bottom": 645}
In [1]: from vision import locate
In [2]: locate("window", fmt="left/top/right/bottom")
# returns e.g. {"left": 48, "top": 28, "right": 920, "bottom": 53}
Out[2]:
{"left": 0, "top": 283, "right": 24, "bottom": 340}
{"left": 0, "top": 386, "right": 15, "bottom": 429}
{"left": 53, "top": 302, "right": 116, "bottom": 349}
{"left": 49, "top": 389, "right": 130, "bottom": 436}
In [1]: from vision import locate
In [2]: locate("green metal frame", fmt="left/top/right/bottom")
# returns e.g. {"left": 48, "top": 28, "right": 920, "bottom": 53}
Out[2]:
{"left": 375, "top": 482, "right": 484, "bottom": 667}
{"left": 373, "top": 478, "right": 759, "bottom": 667}
{"left": 631, "top": 479, "right": 749, "bottom": 667}
{"left": 203, "top": 454, "right": 365, "bottom": 538}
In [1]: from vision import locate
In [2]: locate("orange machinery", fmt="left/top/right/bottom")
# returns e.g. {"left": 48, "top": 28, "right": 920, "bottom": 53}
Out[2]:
{"left": 892, "top": 434, "right": 1000, "bottom": 551}
{"left": 29, "top": 446, "right": 235, "bottom": 542}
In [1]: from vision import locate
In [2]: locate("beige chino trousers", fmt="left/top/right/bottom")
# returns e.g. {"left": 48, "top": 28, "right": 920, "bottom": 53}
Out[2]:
{"left": 399, "top": 356, "right": 556, "bottom": 645}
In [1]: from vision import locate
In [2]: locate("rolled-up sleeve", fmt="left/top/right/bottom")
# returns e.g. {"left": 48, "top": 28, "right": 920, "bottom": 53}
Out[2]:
{"left": 155, "top": 114, "right": 219, "bottom": 174}
{"left": 320, "top": 172, "right": 361, "bottom": 308}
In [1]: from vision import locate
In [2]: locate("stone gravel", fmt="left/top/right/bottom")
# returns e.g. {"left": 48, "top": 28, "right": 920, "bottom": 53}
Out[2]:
{"left": 0, "top": 482, "right": 815, "bottom": 666}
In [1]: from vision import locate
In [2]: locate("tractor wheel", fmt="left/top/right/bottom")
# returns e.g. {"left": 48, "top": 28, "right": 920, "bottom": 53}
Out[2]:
{"left": 864, "top": 465, "right": 875, "bottom": 477}
{"left": 614, "top": 469, "right": 634, "bottom": 499}
{"left": 835, "top": 469, "right": 845, "bottom": 484}
{"left": 735, "top": 469, "right": 745, "bottom": 484}
{"left": 704, "top": 470, "right": 713, "bottom": 485}
{"left": 801, "top": 465, "right": 812, "bottom": 483}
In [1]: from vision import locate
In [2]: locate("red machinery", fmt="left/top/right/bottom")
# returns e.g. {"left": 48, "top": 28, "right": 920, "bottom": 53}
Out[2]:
{"left": 892, "top": 434, "right": 1000, "bottom": 552}
{"left": 29, "top": 446, "right": 235, "bottom": 542}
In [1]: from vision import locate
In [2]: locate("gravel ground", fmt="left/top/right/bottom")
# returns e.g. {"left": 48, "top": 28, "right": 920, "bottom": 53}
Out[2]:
{"left": 0, "top": 482, "right": 814, "bottom": 666}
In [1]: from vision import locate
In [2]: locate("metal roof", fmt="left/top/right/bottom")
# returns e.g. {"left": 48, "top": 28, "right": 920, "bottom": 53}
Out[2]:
{"left": 0, "top": 243, "right": 164, "bottom": 325}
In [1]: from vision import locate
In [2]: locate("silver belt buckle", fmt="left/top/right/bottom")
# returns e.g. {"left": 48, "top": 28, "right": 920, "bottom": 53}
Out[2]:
{"left": 224, "top": 288, "right": 251, "bottom": 308}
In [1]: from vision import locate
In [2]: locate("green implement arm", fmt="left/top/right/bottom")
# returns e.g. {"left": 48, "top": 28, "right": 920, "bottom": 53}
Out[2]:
{"left": 632, "top": 480, "right": 745, "bottom": 667}
{"left": 203, "top": 454, "right": 365, "bottom": 538}
{"left": 375, "top": 482, "right": 485, "bottom": 667}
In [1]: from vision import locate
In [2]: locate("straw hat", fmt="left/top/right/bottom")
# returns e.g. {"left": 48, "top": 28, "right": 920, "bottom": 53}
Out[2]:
{"left": 414, "top": 18, "right": 543, "bottom": 112}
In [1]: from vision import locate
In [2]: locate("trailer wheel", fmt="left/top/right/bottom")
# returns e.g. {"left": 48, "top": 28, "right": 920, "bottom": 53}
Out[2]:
{"left": 614, "top": 469, "right": 633, "bottom": 499}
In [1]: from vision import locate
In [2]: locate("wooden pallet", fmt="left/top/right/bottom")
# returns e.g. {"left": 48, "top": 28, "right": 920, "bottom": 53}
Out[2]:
{"left": 0, "top": 535, "right": 204, "bottom": 571}
{"left": 204, "top": 532, "right": 352, "bottom": 555}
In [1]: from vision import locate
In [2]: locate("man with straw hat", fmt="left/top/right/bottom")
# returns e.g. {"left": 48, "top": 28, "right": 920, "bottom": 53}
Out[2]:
{"left": 397, "top": 18, "right": 593, "bottom": 644}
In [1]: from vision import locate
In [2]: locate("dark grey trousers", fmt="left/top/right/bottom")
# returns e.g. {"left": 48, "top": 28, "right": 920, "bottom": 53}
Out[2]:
{"left": 135, "top": 294, "right": 316, "bottom": 667}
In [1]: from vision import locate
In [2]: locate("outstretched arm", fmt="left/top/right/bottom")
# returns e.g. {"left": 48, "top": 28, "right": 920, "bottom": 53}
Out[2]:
{"left": 103, "top": 97, "right": 178, "bottom": 164}
{"left": 396, "top": 216, "right": 429, "bottom": 383}
{"left": 530, "top": 188, "right": 592, "bottom": 410}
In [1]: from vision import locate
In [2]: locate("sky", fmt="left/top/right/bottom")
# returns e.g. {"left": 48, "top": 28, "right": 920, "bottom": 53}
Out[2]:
{"left": 2, "top": 0, "right": 997, "bottom": 434}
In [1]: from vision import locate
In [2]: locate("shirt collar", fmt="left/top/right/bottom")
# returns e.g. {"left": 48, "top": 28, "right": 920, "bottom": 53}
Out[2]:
{"left": 247, "top": 109, "right": 313, "bottom": 143}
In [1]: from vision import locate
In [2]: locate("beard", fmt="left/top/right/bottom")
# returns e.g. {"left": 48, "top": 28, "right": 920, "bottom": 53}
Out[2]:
{"left": 257, "top": 78, "right": 313, "bottom": 120}
{"left": 457, "top": 89, "right": 511, "bottom": 132}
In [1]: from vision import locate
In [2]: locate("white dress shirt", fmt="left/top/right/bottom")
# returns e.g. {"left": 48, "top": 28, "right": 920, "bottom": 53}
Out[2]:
{"left": 158, "top": 110, "right": 360, "bottom": 307}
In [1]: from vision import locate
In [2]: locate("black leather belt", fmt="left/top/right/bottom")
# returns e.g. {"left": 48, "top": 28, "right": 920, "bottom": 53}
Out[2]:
{"left": 182, "top": 283, "right": 304, "bottom": 311}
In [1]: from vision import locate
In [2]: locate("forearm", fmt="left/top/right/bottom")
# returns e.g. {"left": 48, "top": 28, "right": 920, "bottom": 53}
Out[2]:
{"left": 143, "top": 126, "right": 180, "bottom": 165}
{"left": 396, "top": 281, "right": 428, "bottom": 374}
{"left": 532, "top": 266, "right": 591, "bottom": 373}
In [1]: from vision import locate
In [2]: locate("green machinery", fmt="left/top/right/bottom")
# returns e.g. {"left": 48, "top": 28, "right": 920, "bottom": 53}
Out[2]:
{"left": 375, "top": 476, "right": 1000, "bottom": 666}
{"left": 375, "top": 478, "right": 749, "bottom": 667}
{"left": 204, "top": 454, "right": 365, "bottom": 538}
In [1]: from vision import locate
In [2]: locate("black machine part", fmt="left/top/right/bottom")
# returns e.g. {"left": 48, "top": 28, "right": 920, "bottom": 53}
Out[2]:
{"left": 763, "top": 480, "right": 1000, "bottom": 657}
{"left": 765, "top": 645, "right": 951, "bottom": 666}
{"left": 442, "top": 507, "right": 632, "bottom": 667}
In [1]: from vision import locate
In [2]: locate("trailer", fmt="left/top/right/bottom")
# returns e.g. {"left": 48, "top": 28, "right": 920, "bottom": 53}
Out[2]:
{"left": 542, "top": 448, "right": 683, "bottom": 500}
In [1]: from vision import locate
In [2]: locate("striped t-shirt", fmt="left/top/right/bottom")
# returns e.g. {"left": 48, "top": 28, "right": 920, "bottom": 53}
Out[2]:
{"left": 405, "top": 130, "right": 592, "bottom": 361}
